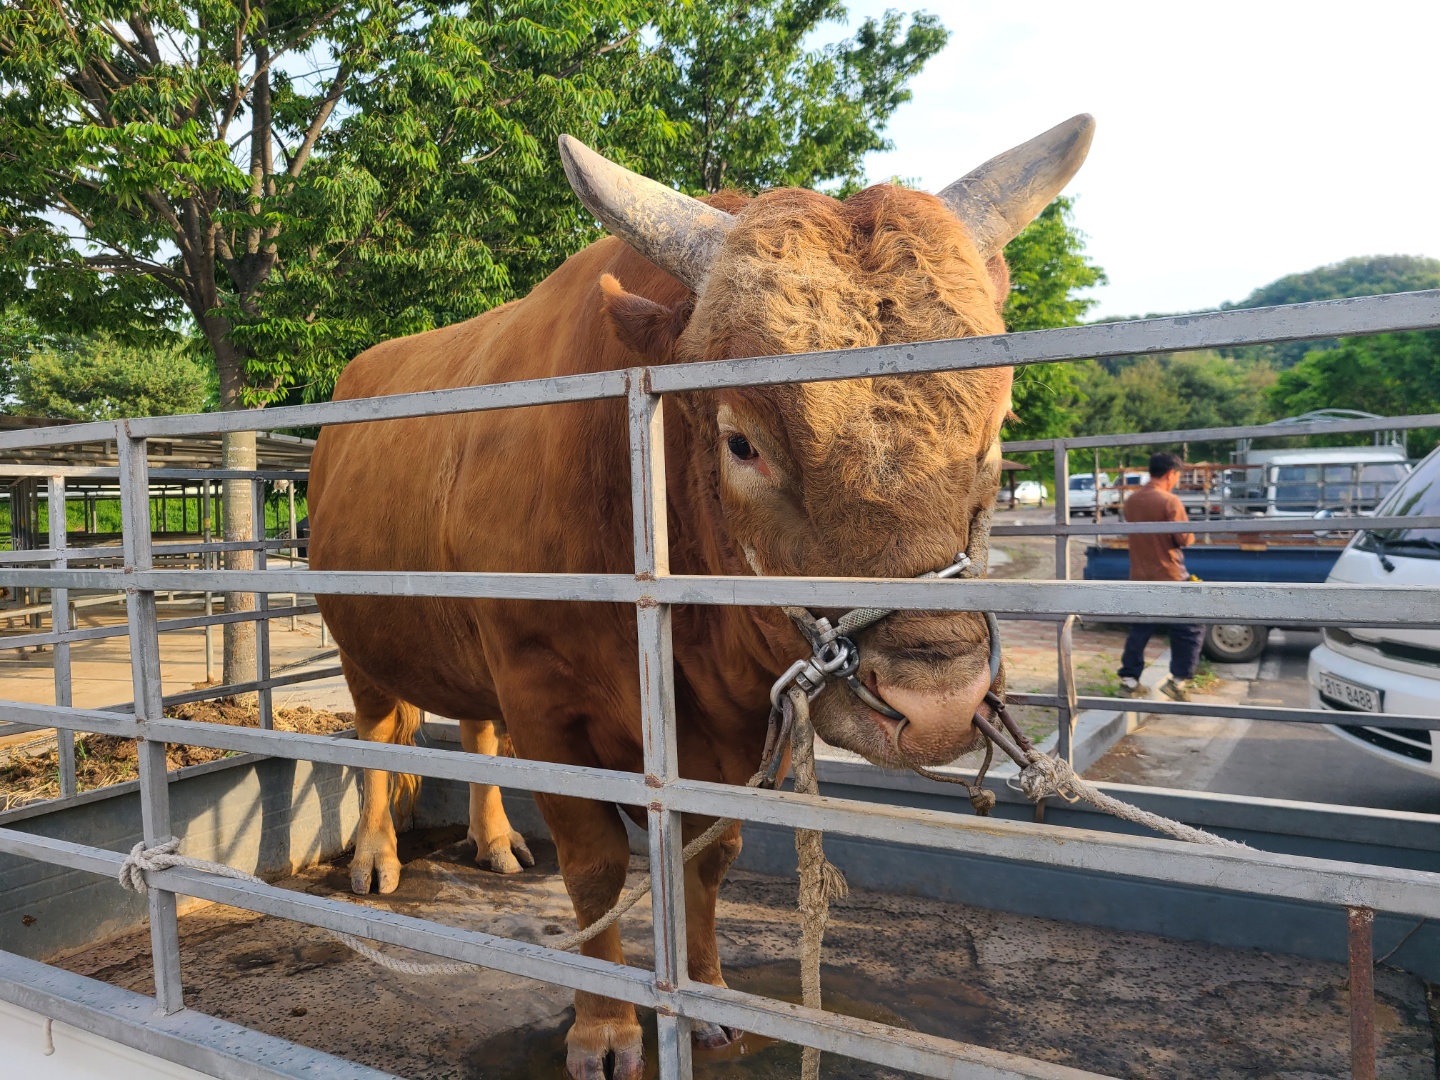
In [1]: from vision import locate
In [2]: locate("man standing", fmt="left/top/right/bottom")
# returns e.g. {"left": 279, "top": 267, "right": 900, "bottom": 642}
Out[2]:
{"left": 1117, "top": 452, "right": 1203, "bottom": 702}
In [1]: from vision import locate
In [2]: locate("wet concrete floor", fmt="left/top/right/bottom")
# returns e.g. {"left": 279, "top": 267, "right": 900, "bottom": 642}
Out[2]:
{"left": 59, "top": 826, "right": 1438, "bottom": 1079}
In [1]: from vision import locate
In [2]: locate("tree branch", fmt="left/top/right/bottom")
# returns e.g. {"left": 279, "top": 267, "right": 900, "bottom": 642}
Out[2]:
{"left": 287, "top": 63, "right": 349, "bottom": 178}
{"left": 83, "top": 253, "right": 182, "bottom": 281}
{"left": 126, "top": 13, "right": 163, "bottom": 65}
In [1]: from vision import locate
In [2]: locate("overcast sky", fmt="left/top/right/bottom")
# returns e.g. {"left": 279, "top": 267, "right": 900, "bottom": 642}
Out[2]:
{"left": 828, "top": 0, "right": 1440, "bottom": 319}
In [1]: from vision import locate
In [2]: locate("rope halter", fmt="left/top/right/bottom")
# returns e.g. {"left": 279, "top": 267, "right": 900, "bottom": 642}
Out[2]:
{"left": 756, "top": 551, "right": 1005, "bottom": 810}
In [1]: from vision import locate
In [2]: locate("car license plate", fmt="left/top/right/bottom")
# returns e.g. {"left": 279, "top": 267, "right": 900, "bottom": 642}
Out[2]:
{"left": 1319, "top": 672, "right": 1382, "bottom": 713}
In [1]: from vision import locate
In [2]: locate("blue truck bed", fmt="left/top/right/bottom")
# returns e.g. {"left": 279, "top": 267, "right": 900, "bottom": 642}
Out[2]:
{"left": 1083, "top": 544, "right": 1343, "bottom": 584}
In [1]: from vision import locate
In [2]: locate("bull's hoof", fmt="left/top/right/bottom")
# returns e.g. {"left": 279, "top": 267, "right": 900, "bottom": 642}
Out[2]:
{"left": 349, "top": 847, "right": 402, "bottom": 895}
{"left": 691, "top": 1021, "right": 743, "bottom": 1051}
{"left": 565, "top": 1020, "right": 642, "bottom": 1080}
{"left": 565, "top": 1043, "right": 642, "bottom": 1080}
{"left": 473, "top": 830, "right": 536, "bottom": 875}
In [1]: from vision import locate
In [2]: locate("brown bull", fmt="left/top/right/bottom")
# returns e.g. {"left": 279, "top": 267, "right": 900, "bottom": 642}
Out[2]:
{"left": 308, "top": 115, "right": 1093, "bottom": 1079}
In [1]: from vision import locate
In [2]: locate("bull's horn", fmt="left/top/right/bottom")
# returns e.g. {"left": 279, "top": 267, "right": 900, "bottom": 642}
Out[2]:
{"left": 937, "top": 114, "right": 1095, "bottom": 257}
{"left": 559, "top": 135, "right": 735, "bottom": 293}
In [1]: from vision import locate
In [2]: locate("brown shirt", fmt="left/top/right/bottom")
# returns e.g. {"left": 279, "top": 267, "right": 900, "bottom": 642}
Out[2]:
{"left": 1123, "top": 482, "right": 1194, "bottom": 581}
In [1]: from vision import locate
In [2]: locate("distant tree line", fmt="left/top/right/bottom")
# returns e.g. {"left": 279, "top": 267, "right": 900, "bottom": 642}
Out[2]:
{"left": 1061, "top": 255, "right": 1440, "bottom": 462}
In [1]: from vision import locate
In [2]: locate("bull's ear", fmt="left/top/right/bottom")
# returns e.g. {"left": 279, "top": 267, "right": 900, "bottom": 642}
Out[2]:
{"left": 600, "top": 274, "right": 693, "bottom": 361}
{"left": 986, "top": 254, "right": 1010, "bottom": 317}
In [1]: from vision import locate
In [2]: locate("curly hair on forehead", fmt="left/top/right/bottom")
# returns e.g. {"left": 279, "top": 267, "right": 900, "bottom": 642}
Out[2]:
{"left": 689, "top": 183, "right": 1005, "bottom": 359}
{"left": 685, "top": 184, "right": 1012, "bottom": 518}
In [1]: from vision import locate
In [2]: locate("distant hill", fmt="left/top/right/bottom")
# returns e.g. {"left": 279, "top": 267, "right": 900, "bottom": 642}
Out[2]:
{"left": 1221, "top": 255, "right": 1440, "bottom": 367}
{"left": 1223, "top": 254, "right": 1440, "bottom": 309}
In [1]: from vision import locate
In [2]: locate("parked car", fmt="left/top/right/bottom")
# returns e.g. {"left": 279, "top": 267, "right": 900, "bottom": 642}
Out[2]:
{"left": 1010, "top": 479, "right": 1046, "bottom": 506}
{"left": 1308, "top": 446, "right": 1440, "bottom": 774}
{"left": 1067, "top": 472, "right": 1119, "bottom": 517}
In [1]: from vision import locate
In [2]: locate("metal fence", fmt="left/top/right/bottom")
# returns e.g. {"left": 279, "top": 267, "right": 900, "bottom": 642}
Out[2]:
{"left": 1, "top": 289, "right": 1440, "bottom": 1080}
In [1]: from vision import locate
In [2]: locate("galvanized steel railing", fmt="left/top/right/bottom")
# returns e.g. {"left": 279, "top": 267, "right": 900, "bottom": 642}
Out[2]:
{"left": 1, "top": 289, "right": 1439, "bottom": 1079}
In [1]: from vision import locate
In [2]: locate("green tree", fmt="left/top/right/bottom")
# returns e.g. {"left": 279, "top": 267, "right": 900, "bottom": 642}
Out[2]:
{"left": 1073, "top": 350, "right": 1275, "bottom": 460}
{"left": 999, "top": 196, "right": 1107, "bottom": 441}
{"left": 652, "top": 1, "right": 947, "bottom": 194}
{"left": 1270, "top": 332, "right": 1440, "bottom": 458}
{"left": 0, "top": 308, "right": 47, "bottom": 404}
{"left": 13, "top": 335, "right": 212, "bottom": 421}
{"left": 0, "top": 0, "right": 662, "bottom": 687}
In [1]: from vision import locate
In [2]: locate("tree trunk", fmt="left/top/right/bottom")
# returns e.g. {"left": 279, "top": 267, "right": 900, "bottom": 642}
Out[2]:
{"left": 222, "top": 431, "right": 257, "bottom": 699}
{"left": 214, "top": 334, "right": 259, "bottom": 699}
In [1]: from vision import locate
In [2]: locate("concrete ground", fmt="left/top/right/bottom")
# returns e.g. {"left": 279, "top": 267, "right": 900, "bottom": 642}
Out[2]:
{"left": 58, "top": 828, "right": 1436, "bottom": 1080}
{"left": 985, "top": 506, "right": 1440, "bottom": 815}
{"left": 1088, "top": 629, "right": 1440, "bottom": 815}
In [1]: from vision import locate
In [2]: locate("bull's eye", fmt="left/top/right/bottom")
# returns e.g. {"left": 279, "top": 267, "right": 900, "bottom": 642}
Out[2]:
{"left": 727, "top": 433, "right": 758, "bottom": 461}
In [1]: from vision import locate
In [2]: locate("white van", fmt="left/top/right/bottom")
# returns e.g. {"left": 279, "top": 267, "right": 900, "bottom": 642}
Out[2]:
{"left": 1230, "top": 447, "right": 1410, "bottom": 518}
{"left": 1308, "top": 446, "right": 1440, "bottom": 774}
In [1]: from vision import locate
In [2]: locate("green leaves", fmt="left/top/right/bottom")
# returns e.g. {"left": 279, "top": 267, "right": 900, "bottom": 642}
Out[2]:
{"left": 1270, "top": 332, "right": 1440, "bottom": 458}
{"left": 1, "top": 0, "right": 956, "bottom": 411}
{"left": 1000, "top": 197, "right": 1107, "bottom": 441}
{"left": 14, "top": 334, "right": 214, "bottom": 421}
{"left": 0, "top": 0, "right": 665, "bottom": 407}
{"left": 649, "top": 1, "right": 947, "bottom": 195}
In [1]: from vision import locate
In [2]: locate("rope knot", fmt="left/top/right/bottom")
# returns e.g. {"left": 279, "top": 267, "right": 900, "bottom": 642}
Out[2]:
{"left": 968, "top": 788, "right": 998, "bottom": 815}
{"left": 1018, "top": 755, "right": 1082, "bottom": 804}
{"left": 118, "top": 837, "right": 182, "bottom": 894}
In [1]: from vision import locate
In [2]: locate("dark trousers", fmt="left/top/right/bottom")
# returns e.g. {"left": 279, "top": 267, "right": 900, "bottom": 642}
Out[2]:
{"left": 1120, "top": 622, "right": 1204, "bottom": 681}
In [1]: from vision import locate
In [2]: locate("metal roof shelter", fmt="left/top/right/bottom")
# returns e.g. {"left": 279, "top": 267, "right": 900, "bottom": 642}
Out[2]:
{"left": 0, "top": 416, "right": 312, "bottom": 551}
{"left": 0, "top": 415, "right": 315, "bottom": 471}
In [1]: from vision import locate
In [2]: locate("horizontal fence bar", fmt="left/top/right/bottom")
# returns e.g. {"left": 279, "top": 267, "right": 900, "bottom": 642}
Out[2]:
{"left": 0, "top": 951, "right": 395, "bottom": 1080}
{"left": 0, "top": 293, "right": 1430, "bottom": 452}
{"left": 1004, "top": 692, "right": 1440, "bottom": 731}
{"left": 662, "top": 779, "right": 1440, "bottom": 919}
{"left": 0, "top": 569, "right": 1434, "bottom": 628}
{"left": 990, "top": 515, "right": 1440, "bottom": 538}
{"left": 0, "top": 465, "right": 309, "bottom": 481}
{"left": 647, "top": 291, "right": 1440, "bottom": 392}
{"left": 10, "top": 701, "right": 1440, "bottom": 920}
{"left": 120, "top": 370, "right": 632, "bottom": 440}
{"left": 0, "top": 540, "right": 301, "bottom": 565}
{"left": 0, "top": 700, "right": 139, "bottom": 739}
{"left": 1003, "top": 410, "right": 1440, "bottom": 453}
{"left": 8, "top": 728, "right": 1440, "bottom": 921}
{"left": 13, "top": 708, "right": 654, "bottom": 804}
{"left": 0, "top": 603, "right": 316, "bottom": 652}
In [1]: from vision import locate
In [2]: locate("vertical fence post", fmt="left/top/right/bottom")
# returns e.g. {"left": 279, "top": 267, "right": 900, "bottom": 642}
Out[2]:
{"left": 118, "top": 433, "right": 185, "bottom": 1014}
{"left": 628, "top": 370, "right": 690, "bottom": 1080}
{"left": 48, "top": 476, "right": 76, "bottom": 799}
{"left": 252, "top": 480, "right": 272, "bottom": 729}
{"left": 287, "top": 480, "right": 298, "bottom": 631}
{"left": 1348, "top": 906, "right": 1376, "bottom": 1080}
{"left": 1053, "top": 443, "right": 1076, "bottom": 766}
{"left": 202, "top": 478, "right": 214, "bottom": 684}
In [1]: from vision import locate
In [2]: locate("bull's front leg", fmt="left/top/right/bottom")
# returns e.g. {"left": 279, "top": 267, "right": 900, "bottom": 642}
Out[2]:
{"left": 685, "top": 818, "right": 744, "bottom": 1050}
{"left": 535, "top": 791, "right": 644, "bottom": 1080}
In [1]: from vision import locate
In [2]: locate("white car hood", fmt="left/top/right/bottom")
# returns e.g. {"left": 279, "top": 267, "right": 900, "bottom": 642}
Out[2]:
{"left": 1326, "top": 545, "right": 1440, "bottom": 649}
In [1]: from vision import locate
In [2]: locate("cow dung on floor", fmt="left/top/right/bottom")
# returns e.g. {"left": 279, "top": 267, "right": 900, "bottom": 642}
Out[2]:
{"left": 60, "top": 827, "right": 1436, "bottom": 1079}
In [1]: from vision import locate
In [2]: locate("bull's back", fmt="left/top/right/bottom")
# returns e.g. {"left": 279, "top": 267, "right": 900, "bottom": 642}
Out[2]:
{"left": 306, "top": 237, "right": 679, "bottom": 712}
